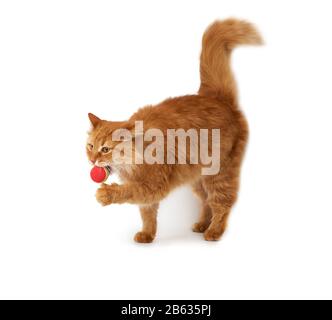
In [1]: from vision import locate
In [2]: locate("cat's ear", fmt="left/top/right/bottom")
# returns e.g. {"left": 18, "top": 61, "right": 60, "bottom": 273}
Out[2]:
{"left": 88, "top": 113, "right": 101, "bottom": 127}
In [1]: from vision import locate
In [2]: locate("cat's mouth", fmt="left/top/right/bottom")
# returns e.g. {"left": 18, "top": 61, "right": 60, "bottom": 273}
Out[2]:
{"left": 89, "top": 159, "right": 112, "bottom": 169}
{"left": 95, "top": 161, "right": 111, "bottom": 169}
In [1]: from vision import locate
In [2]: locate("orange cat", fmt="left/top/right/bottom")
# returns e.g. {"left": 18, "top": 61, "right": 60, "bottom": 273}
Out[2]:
{"left": 86, "top": 19, "right": 262, "bottom": 243}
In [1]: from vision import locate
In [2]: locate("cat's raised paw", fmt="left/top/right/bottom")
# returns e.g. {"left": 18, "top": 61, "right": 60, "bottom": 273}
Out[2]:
{"left": 134, "top": 232, "right": 155, "bottom": 243}
{"left": 96, "top": 183, "right": 122, "bottom": 206}
{"left": 192, "top": 222, "right": 209, "bottom": 233}
{"left": 95, "top": 184, "right": 110, "bottom": 206}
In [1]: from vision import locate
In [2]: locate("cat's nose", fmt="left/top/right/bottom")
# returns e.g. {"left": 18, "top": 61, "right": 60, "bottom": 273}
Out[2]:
{"left": 91, "top": 159, "right": 96, "bottom": 164}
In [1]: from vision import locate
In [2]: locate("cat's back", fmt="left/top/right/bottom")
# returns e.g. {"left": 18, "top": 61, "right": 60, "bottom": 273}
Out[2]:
{"left": 130, "top": 95, "right": 238, "bottom": 131}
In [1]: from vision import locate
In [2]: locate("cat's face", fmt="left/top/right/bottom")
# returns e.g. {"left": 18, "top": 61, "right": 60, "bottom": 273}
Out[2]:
{"left": 86, "top": 113, "right": 134, "bottom": 171}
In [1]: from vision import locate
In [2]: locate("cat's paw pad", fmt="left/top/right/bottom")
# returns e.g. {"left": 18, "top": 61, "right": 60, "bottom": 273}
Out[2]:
{"left": 134, "top": 232, "right": 155, "bottom": 243}
{"left": 204, "top": 229, "right": 222, "bottom": 241}
{"left": 192, "top": 222, "right": 209, "bottom": 233}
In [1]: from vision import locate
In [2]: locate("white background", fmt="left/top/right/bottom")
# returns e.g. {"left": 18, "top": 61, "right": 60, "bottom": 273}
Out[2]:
{"left": 0, "top": 0, "right": 332, "bottom": 300}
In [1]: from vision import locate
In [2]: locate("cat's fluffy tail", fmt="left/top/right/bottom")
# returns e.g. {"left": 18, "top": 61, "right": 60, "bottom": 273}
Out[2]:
{"left": 199, "top": 19, "right": 262, "bottom": 107}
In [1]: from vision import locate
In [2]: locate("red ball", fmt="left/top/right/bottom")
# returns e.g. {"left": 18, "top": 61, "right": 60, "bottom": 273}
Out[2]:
{"left": 90, "top": 166, "right": 111, "bottom": 183}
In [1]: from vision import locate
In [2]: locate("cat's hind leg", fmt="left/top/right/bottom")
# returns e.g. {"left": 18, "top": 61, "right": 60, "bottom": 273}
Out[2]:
{"left": 192, "top": 180, "right": 212, "bottom": 233}
{"left": 202, "top": 136, "right": 246, "bottom": 241}
{"left": 202, "top": 170, "right": 239, "bottom": 241}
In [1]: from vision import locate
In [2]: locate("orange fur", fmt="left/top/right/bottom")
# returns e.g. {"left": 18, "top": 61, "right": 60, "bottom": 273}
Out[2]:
{"left": 86, "top": 19, "right": 262, "bottom": 243}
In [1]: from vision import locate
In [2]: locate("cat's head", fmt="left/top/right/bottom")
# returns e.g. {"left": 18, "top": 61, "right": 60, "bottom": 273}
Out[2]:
{"left": 86, "top": 113, "right": 138, "bottom": 172}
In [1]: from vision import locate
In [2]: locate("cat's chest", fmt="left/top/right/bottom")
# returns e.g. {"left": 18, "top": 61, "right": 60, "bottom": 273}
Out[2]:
{"left": 114, "top": 165, "right": 135, "bottom": 182}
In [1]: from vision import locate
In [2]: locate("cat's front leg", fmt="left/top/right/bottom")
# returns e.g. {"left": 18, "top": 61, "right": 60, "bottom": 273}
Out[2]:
{"left": 95, "top": 183, "right": 130, "bottom": 206}
{"left": 96, "top": 182, "right": 168, "bottom": 206}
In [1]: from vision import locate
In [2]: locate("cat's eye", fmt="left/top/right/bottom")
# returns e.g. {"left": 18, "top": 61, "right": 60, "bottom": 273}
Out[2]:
{"left": 87, "top": 143, "right": 93, "bottom": 150}
{"left": 101, "top": 146, "right": 111, "bottom": 154}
